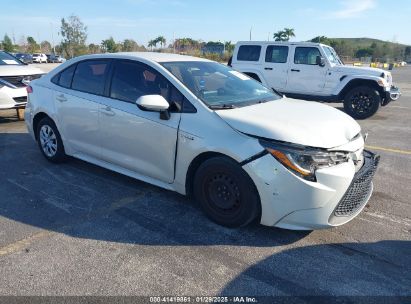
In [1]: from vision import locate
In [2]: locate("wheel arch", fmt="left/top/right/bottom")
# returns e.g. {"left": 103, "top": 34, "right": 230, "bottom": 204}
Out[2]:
{"left": 185, "top": 151, "right": 262, "bottom": 224}
{"left": 338, "top": 79, "right": 384, "bottom": 100}
{"left": 32, "top": 112, "right": 52, "bottom": 141}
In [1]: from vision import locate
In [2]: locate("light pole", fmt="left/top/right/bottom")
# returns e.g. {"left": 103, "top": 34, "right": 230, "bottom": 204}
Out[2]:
{"left": 249, "top": 26, "right": 253, "bottom": 41}
{"left": 50, "top": 22, "right": 56, "bottom": 54}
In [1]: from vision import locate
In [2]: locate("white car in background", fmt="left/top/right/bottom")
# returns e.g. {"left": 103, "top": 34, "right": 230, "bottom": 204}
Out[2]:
{"left": 0, "top": 51, "right": 44, "bottom": 119}
{"left": 32, "top": 53, "right": 48, "bottom": 64}
{"left": 25, "top": 53, "right": 379, "bottom": 230}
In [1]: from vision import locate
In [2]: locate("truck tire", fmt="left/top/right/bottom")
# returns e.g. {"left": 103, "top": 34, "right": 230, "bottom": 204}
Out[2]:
{"left": 343, "top": 86, "right": 381, "bottom": 119}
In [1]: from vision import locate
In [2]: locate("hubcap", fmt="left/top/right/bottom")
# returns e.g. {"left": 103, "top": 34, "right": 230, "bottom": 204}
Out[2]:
{"left": 39, "top": 125, "right": 58, "bottom": 157}
{"left": 205, "top": 173, "right": 241, "bottom": 212}
{"left": 350, "top": 91, "right": 373, "bottom": 114}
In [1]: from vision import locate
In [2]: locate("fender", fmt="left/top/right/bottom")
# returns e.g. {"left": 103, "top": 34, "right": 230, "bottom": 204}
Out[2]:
{"left": 333, "top": 74, "right": 385, "bottom": 97}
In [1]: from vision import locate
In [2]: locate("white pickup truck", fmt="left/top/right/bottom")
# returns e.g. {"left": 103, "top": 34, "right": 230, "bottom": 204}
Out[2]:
{"left": 229, "top": 41, "right": 401, "bottom": 119}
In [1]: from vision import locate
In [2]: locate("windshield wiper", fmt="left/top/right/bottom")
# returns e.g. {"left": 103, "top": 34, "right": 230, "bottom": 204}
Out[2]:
{"left": 209, "top": 104, "right": 236, "bottom": 110}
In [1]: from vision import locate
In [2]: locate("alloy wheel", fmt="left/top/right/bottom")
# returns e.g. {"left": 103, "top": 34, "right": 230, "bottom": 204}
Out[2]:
{"left": 39, "top": 125, "right": 58, "bottom": 157}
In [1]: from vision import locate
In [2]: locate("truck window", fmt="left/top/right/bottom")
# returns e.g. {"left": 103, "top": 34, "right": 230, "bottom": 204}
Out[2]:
{"left": 237, "top": 45, "right": 261, "bottom": 62}
{"left": 294, "top": 47, "right": 321, "bottom": 65}
{"left": 265, "top": 46, "right": 288, "bottom": 63}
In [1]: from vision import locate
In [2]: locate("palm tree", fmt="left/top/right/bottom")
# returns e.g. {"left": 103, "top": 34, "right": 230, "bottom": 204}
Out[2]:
{"left": 156, "top": 36, "right": 166, "bottom": 48}
{"left": 283, "top": 28, "right": 295, "bottom": 41}
{"left": 273, "top": 31, "right": 287, "bottom": 41}
{"left": 148, "top": 39, "right": 157, "bottom": 50}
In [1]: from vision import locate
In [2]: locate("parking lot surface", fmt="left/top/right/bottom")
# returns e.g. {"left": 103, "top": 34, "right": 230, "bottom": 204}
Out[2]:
{"left": 0, "top": 64, "right": 410, "bottom": 297}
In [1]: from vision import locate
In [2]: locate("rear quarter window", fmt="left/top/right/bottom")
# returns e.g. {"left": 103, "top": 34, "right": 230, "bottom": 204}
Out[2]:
{"left": 51, "top": 64, "right": 76, "bottom": 88}
{"left": 237, "top": 45, "right": 262, "bottom": 62}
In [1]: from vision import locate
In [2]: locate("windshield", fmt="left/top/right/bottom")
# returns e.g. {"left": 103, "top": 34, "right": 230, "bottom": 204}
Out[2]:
{"left": 161, "top": 61, "right": 280, "bottom": 109}
{"left": 323, "top": 47, "right": 343, "bottom": 65}
{"left": 0, "top": 51, "right": 23, "bottom": 66}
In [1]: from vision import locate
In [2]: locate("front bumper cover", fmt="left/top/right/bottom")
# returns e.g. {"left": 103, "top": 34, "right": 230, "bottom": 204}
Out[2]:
{"left": 383, "top": 85, "right": 401, "bottom": 105}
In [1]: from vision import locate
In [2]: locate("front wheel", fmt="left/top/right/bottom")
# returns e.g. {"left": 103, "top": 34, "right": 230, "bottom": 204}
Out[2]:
{"left": 193, "top": 157, "right": 261, "bottom": 228}
{"left": 36, "top": 117, "right": 67, "bottom": 163}
{"left": 343, "top": 86, "right": 381, "bottom": 119}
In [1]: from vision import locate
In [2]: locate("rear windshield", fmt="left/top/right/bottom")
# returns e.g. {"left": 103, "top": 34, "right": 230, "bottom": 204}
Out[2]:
{"left": 0, "top": 51, "right": 23, "bottom": 65}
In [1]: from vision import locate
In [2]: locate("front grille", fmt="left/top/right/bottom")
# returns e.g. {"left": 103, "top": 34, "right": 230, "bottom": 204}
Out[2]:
{"left": 0, "top": 74, "right": 42, "bottom": 88}
{"left": 333, "top": 151, "right": 380, "bottom": 217}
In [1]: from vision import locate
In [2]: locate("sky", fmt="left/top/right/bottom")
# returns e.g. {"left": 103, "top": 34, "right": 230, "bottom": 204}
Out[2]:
{"left": 1, "top": 0, "right": 411, "bottom": 47}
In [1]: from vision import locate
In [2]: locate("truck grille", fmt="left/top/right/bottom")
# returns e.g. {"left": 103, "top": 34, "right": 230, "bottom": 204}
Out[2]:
{"left": 334, "top": 151, "right": 380, "bottom": 217}
{"left": 0, "top": 74, "right": 42, "bottom": 88}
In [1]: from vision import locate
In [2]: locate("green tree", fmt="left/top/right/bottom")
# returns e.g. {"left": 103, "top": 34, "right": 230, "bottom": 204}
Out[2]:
{"left": 224, "top": 41, "right": 235, "bottom": 53}
{"left": 148, "top": 39, "right": 157, "bottom": 50}
{"left": 101, "top": 37, "right": 119, "bottom": 53}
{"left": 156, "top": 36, "right": 166, "bottom": 48}
{"left": 273, "top": 31, "right": 287, "bottom": 41}
{"left": 2, "top": 34, "right": 14, "bottom": 52}
{"left": 283, "top": 28, "right": 295, "bottom": 41}
{"left": 355, "top": 48, "right": 373, "bottom": 58}
{"left": 122, "top": 39, "right": 138, "bottom": 52}
{"left": 88, "top": 43, "right": 101, "bottom": 54}
{"left": 41, "top": 40, "right": 52, "bottom": 53}
{"left": 26, "top": 36, "right": 39, "bottom": 53}
{"left": 60, "top": 15, "right": 88, "bottom": 58}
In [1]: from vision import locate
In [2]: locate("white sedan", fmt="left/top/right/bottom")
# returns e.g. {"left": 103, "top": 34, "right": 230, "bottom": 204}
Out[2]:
{"left": 24, "top": 52, "right": 379, "bottom": 230}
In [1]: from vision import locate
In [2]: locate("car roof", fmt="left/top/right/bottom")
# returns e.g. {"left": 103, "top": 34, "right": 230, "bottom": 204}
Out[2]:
{"left": 76, "top": 52, "right": 212, "bottom": 63}
{"left": 236, "top": 41, "right": 325, "bottom": 47}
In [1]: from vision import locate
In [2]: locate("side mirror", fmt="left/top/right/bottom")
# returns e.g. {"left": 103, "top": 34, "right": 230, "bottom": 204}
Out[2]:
{"left": 136, "top": 95, "right": 169, "bottom": 112}
{"left": 316, "top": 56, "right": 326, "bottom": 67}
{"left": 136, "top": 95, "right": 170, "bottom": 120}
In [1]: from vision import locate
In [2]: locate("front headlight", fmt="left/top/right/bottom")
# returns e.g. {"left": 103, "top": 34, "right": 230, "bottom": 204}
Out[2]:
{"left": 260, "top": 140, "right": 349, "bottom": 182}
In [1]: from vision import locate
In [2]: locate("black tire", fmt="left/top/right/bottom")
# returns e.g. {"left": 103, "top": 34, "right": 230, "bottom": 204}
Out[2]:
{"left": 193, "top": 157, "right": 260, "bottom": 228}
{"left": 343, "top": 85, "right": 381, "bottom": 119}
{"left": 36, "top": 117, "right": 67, "bottom": 163}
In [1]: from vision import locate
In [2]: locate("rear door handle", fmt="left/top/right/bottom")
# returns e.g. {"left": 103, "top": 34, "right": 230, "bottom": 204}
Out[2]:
{"left": 264, "top": 67, "right": 273, "bottom": 70}
{"left": 100, "top": 106, "right": 115, "bottom": 117}
{"left": 56, "top": 94, "right": 67, "bottom": 102}
{"left": 291, "top": 69, "right": 300, "bottom": 72}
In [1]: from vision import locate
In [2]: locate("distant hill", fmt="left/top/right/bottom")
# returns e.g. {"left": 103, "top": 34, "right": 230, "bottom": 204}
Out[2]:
{"left": 330, "top": 37, "right": 410, "bottom": 48}
{"left": 309, "top": 37, "right": 411, "bottom": 60}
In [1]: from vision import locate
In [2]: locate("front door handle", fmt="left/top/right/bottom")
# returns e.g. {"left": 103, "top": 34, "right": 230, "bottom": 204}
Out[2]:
{"left": 56, "top": 94, "right": 67, "bottom": 102}
{"left": 100, "top": 106, "right": 115, "bottom": 117}
{"left": 264, "top": 67, "right": 273, "bottom": 70}
{"left": 291, "top": 69, "right": 300, "bottom": 72}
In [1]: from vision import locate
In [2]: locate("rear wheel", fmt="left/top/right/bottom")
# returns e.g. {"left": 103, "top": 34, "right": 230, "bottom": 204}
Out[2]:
{"left": 193, "top": 157, "right": 260, "bottom": 227}
{"left": 36, "top": 117, "right": 67, "bottom": 163}
{"left": 343, "top": 86, "right": 381, "bottom": 119}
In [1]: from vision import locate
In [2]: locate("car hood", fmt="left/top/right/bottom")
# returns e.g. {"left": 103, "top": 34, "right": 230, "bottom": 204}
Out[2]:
{"left": 216, "top": 98, "right": 361, "bottom": 149}
{"left": 335, "top": 65, "right": 385, "bottom": 77}
{"left": 0, "top": 65, "right": 45, "bottom": 76}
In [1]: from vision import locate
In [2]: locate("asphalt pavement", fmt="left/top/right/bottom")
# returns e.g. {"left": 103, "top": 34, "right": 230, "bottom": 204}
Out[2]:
{"left": 0, "top": 63, "right": 410, "bottom": 298}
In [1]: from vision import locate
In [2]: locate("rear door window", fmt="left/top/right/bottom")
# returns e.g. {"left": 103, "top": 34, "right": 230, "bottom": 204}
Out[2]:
{"left": 265, "top": 46, "right": 289, "bottom": 63}
{"left": 237, "top": 45, "right": 262, "bottom": 62}
{"left": 71, "top": 60, "right": 111, "bottom": 95}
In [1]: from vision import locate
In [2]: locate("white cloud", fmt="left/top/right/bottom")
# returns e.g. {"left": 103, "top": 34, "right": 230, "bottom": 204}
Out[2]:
{"left": 331, "top": 0, "right": 376, "bottom": 19}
